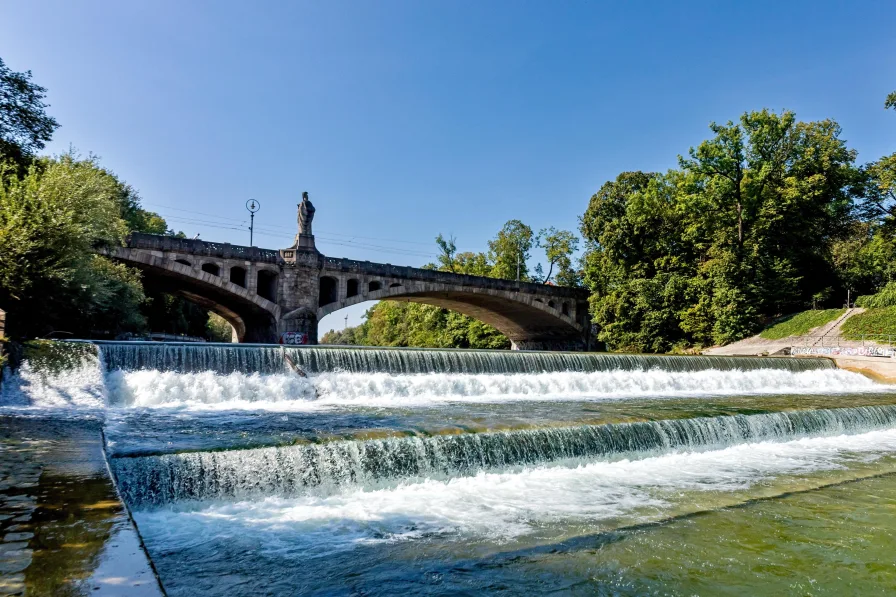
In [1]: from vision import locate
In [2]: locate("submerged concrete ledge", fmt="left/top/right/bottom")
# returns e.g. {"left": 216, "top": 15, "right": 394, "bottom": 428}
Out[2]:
{"left": 829, "top": 355, "right": 896, "bottom": 383}
{"left": 0, "top": 417, "right": 163, "bottom": 596}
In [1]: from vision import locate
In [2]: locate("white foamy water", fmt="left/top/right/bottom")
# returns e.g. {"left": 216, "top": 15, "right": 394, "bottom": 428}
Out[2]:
{"left": 0, "top": 361, "right": 107, "bottom": 412}
{"left": 101, "top": 367, "right": 885, "bottom": 411}
{"left": 132, "top": 428, "right": 896, "bottom": 556}
{"left": 105, "top": 370, "right": 316, "bottom": 409}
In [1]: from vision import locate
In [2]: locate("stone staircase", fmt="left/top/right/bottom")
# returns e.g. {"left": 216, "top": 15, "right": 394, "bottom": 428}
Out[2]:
{"left": 809, "top": 308, "right": 857, "bottom": 347}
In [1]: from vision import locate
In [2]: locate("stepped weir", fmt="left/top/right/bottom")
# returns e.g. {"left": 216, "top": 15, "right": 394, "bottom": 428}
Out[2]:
{"left": 3, "top": 340, "right": 895, "bottom": 597}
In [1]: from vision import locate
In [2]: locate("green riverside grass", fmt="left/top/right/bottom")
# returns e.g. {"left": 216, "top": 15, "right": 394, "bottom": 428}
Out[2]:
{"left": 841, "top": 306, "right": 896, "bottom": 339}
{"left": 760, "top": 309, "right": 845, "bottom": 340}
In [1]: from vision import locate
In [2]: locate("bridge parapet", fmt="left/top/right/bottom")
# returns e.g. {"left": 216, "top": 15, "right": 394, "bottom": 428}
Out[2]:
{"left": 127, "top": 233, "right": 283, "bottom": 264}
{"left": 321, "top": 257, "right": 587, "bottom": 299}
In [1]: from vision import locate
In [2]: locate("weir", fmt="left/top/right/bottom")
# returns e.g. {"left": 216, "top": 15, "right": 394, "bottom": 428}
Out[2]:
{"left": 97, "top": 341, "right": 834, "bottom": 375}
{"left": 110, "top": 404, "right": 896, "bottom": 507}
{"left": 4, "top": 339, "right": 896, "bottom": 596}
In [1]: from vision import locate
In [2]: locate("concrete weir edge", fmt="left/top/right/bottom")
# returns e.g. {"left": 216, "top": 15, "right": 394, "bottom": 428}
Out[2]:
{"left": 100, "top": 428, "right": 169, "bottom": 596}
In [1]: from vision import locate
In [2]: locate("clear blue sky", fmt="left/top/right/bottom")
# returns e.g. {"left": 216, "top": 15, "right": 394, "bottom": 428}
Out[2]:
{"left": 3, "top": 1, "right": 894, "bottom": 331}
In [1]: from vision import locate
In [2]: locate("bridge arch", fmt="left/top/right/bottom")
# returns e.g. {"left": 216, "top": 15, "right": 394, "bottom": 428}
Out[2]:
{"left": 105, "top": 247, "right": 280, "bottom": 343}
{"left": 257, "top": 269, "right": 278, "bottom": 302}
{"left": 317, "top": 277, "right": 588, "bottom": 350}
{"left": 319, "top": 276, "right": 338, "bottom": 306}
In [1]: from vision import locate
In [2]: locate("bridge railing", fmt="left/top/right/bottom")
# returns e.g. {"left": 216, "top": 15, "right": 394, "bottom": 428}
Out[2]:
{"left": 321, "top": 256, "right": 588, "bottom": 298}
{"left": 127, "top": 233, "right": 282, "bottom": 263}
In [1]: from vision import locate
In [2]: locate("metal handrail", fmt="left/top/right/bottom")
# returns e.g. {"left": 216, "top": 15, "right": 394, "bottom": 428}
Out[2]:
{"left": 794, "top": 334, "right": 894, "bottom": 348}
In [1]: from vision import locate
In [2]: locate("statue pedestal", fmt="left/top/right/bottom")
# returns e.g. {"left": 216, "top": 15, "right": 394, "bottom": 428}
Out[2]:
{"left": 295, "top": 234, "right": 316, "bottom": 250}
{"left": 280, "top": 234, "right": 317, "bottom": 263}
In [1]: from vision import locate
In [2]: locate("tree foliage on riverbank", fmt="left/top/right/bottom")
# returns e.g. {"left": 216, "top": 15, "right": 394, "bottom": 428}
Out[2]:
{"left": 0, "top": 57, "right": 227, "bottom": 340}
{"left": 580, "top": 104, "right": 896, "bottom": 352}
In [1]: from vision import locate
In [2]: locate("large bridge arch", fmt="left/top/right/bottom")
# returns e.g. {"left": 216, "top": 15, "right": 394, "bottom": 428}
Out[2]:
{"left": 105, "top": 247, "right": 281, "bottom": 343}
{"left": 316, "top": 275, "right": 589, "bottom": 350}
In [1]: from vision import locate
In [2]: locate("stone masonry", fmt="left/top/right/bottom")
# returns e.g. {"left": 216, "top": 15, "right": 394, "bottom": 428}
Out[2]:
{"left": 103, "top": 205, "right": 591, "bottom": 350}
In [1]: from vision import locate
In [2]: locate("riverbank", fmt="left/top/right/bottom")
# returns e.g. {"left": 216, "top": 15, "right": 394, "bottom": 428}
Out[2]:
{"left": 0, "top": 417, "right": 162, "bottom": 596}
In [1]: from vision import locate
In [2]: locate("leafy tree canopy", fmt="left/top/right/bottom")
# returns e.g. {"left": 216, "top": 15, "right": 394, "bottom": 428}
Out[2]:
{"left": 581, "top": 109, "right": 873, "bottom": 352}
{"left": 488, "top": 219, "right": 534, "bottom": 281}
{"left": 0, "top": 57, "right": 60, "bottom": 168}
{"left": 0, "top": 154, "right": 145, "bottom": 337}
{"left": 535, "top": 227, "right": 580, "bottom": 286}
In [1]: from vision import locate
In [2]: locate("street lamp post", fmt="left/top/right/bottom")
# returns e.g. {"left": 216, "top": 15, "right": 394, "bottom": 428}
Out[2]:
{"left": 246, "top": 199, "right": 260, "bottom": 246}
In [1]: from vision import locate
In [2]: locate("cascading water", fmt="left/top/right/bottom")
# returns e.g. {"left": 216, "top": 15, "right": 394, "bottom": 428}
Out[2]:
{"left": 111, "top": 404, "right": 896, "bottom": 506}
{"left": 5, "top": 340, "right": 896, "bottom": 596}
{"left": 97, "top": 341, "right": 833, "bottom": 374}
{"left": 87, "top": 341, "right": 877, "bottom": 411}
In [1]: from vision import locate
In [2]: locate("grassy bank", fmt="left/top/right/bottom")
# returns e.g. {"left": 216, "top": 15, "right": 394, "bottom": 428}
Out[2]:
{"left": 759, "top": 309, "right": 845, "bottom": 340}
{"left": 841, "top": 307, "right": 896, "bottom": 341}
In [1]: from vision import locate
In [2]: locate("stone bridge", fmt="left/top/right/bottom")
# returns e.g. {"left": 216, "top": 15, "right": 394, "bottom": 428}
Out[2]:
{"left": 104, "top": 231, "right": 591, "bottom": 350}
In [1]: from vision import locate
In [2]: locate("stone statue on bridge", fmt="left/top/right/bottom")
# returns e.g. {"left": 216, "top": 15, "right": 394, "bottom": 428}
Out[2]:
{"left": 293, "top": 191, "right": 316, "bottom": 251}
{"left": 298, "top": 192, "right": 315, "bottom": 236}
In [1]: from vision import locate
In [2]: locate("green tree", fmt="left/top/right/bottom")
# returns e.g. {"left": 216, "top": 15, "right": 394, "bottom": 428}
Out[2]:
{"left": 581, "top": 109, "right": 861, "bottom": 352}
{"left": 454, "top": 251, "right": 492, "bottom": 276}
{"left": 206, "top": 312, "right": 234, "bottom": 342}
{"left": 534, "top": 227, "right": 580, "bottom": 286}
{"left": 488, "top": 220, "right": 534, "bottom": 281}
{"left": 321, "top": 326, "right": 365, "bottom": 345}
{"left": 886, "top": 91, "right": 896, "bottom": 111}
{"left": 0, "top": 57, "right": 59, "bottom": 168}
{"left": 117, "top": 182, "right": 169, "bottom": 234}
{"left": 0, "top": 154, "right": 146, "bottom": 338}
{"left": 359, "top": 301, "right": 510, "bottom": 349}
{"left": 435, "top": 234, "right": 458, "bottom": 273}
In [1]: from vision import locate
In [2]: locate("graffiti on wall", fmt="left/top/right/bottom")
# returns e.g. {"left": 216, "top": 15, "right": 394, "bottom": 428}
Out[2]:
{"left": 791, "top": 345, "right": 895, "bottom": 358}
{"left": 279, "top": 332, "right": 309, "bottom": 345}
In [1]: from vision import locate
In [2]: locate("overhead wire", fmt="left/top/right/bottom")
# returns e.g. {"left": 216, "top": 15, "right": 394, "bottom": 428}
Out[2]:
{"left": 141, "top": 201, "right": 444, "bottom": 248}
{"left": 160, "top": 216, "right": 439, "bottom": 259}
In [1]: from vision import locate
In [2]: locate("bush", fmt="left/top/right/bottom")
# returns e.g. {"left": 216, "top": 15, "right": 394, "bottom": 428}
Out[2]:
{"left": 855, "top": 282, "right": 896, "bottom": 308}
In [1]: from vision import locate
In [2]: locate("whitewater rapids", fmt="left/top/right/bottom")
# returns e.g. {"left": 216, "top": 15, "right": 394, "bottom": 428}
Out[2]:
{"left": 101, "top": 367, "right": 883, "bottom": 410}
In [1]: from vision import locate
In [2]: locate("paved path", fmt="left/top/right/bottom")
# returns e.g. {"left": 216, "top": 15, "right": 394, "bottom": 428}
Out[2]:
{"left": 704, "top": 309, "right": 871, "bottom": 356}
{"left": 0, "top": 418, "right": 162, "bottom": 596}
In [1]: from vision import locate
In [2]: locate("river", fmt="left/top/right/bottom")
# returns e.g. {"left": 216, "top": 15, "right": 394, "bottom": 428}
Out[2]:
{"left": 2, "top": 342, "right": 895, "bottom": 595}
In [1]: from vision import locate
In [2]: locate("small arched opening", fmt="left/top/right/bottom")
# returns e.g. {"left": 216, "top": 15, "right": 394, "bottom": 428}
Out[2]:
{"left": 175, "top": 259, "right": 191, "bottom": 267}
{"left": 548, "top": 300, "right": 555, "bottom": 309}
{"left": 346, "top": 279, "right": 360, "bottom": 298}
{"left": 202, "top": 263, "right": 221, "bottom": 277}
{"left": 319, "top": 276, "right": 338, "bottom": 306}
{"left": 389, "top": 283, "right": 402, "bottom": 288}
{"left": 257, "top": 270, "right": 278, "bottom": 302}
{"left": 230, "top": 266, "right": 247, "bottom": 288}
{"left": 562, "top": 302, "right": 570, "bottom": 316}
{"left": 368, "top": 281, "right": 382, "bottom": 292}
